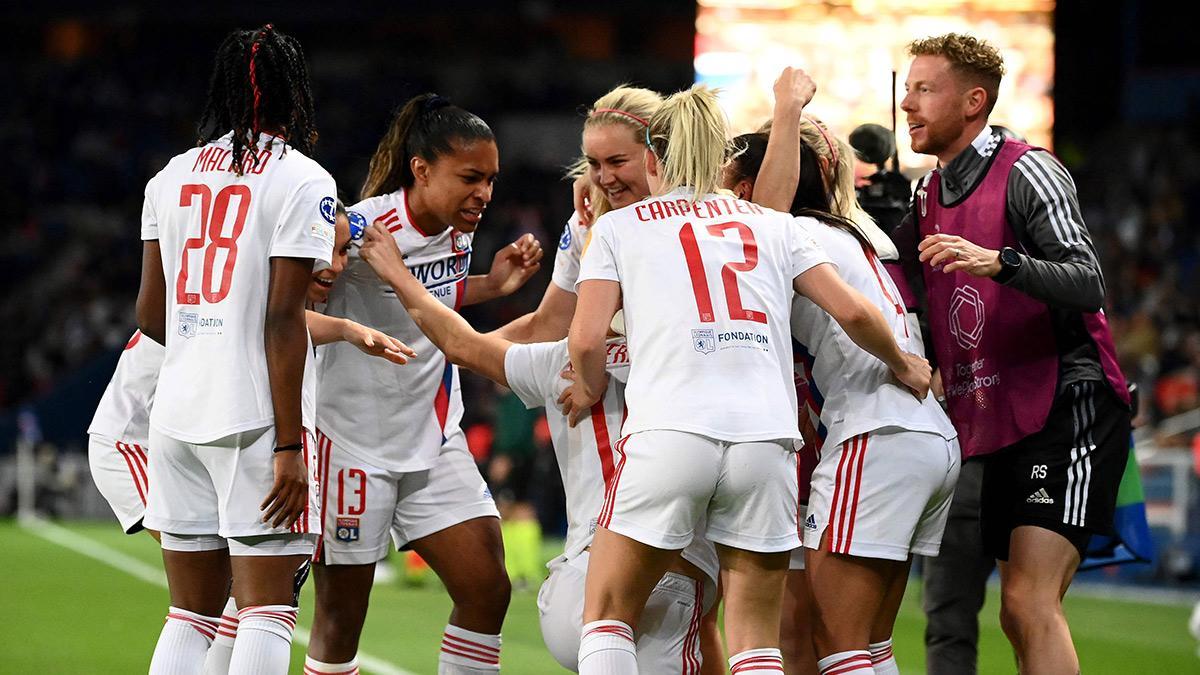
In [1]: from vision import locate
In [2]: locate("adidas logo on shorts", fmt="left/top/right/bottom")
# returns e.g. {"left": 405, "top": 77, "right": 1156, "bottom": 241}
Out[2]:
{"left": 1026, "top": 487, "right": 1055, "bottom": 505}
{"left": 805, "top": 515, "right": 817, "bottom": 530}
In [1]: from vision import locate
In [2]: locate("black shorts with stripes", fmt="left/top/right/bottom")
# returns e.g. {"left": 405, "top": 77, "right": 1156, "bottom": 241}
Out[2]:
{"left": 980, "top": 380, "right": 1132, "bottom": 561}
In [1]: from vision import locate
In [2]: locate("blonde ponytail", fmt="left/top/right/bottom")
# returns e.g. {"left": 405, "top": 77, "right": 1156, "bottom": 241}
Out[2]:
{"left": 646, "top": 85, "right": 731, "bottom": 203}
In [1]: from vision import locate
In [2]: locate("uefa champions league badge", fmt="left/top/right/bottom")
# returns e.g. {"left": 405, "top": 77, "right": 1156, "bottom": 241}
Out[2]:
{"left": 177, "top": 310, "right": 199, "bottom": 339}
{"left": 319, "top": 196, "right": 337, "bottom": 225}
{"left": 336, "top": 517, "right": 360, "bottom": 542}
{"left": 558, "top": 223, "right": 572, "bottom": 250}
{"left": 347, "top": 211, "right": 367, "bottom": 242}
{"left": 692, "top": 328, "right": 716, "bottom": 354}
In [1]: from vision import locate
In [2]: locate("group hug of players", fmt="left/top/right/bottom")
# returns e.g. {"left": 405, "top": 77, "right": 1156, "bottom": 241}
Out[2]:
{"left": 89, "top": 22, "right": 1132, "bottom": 675}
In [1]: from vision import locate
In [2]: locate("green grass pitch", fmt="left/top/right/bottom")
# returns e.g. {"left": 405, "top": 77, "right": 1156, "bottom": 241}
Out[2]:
{"left": 1, "top": 519, "right": 1195, "bottom": 673}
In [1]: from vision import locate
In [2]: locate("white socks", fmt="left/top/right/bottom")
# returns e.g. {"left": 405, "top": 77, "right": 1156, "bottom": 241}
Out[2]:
{"left": 149, "top": 606, "right": 221, "bottom": 675}
{"left": 817, "top": 649, "right": 874, "bottom": 674}
{"left": 438, "top": 624, "right": 502, "bottom": 674}
{"left": 868, "top": 638, "right": 898, "bottom": 675}
{"left": 577, "top": 620, "right": 637, "bottom": 674}
{"left": 201, "top": 597, "right": 238, "bottom": 675}
{"left": 227, "top": 605, "right": 297, "bottom": 675}
{"left": 729, "top": 648, "right": 785, "bottom": 673}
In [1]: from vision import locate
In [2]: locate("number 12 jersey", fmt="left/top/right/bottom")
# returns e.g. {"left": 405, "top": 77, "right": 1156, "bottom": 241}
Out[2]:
{"left": 577, "top": 189, "right": 832, "bottom": 443}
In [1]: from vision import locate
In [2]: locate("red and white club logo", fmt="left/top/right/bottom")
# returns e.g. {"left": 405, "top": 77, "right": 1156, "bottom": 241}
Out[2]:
{"left": 949, "top": 285, "right": 985, "bottom": 350}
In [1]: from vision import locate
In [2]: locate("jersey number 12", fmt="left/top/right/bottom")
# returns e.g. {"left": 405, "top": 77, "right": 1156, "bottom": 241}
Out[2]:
{"left": 678, "top": 221, "right": 767, "bottom": 324}
{"left": 176, "top": 184, "right": 251, "bottom": 305}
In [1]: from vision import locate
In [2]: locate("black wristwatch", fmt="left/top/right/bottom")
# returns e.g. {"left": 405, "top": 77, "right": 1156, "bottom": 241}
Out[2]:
{"left": 994, "top": 246, "right": 1022, "bottom": 283}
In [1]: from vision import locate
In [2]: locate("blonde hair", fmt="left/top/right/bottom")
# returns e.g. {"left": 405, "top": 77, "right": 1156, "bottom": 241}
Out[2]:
{"left": 569, "top": 85, "right": 663, "bottom": 220}
{"left": 908, "top": 33, "right": 1006, "bottom": 114}
{"left": 797, "top": 117, "right": 873, "bottom": 228}
{"left": 645, "top": 85, "right": 731, "bottom": 202}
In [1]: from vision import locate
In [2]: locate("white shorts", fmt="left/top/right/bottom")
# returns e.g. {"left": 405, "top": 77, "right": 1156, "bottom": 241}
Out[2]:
{"left": 313, "top": 428, "right": 499, "bottom": 565}
{"left": 804, "top": 427, "right": 960, "bottom": 560}
{"left": 602, "top": 430, "right": 800, "bottom": 553}
{"left": 143, "top": 426, "right": 322, "bottom": 548}
{"left": 88, "top": 434, "right": 149, "bottom": 534}
{"left": 537, "top": 551, "right": 708, "bottom": 672}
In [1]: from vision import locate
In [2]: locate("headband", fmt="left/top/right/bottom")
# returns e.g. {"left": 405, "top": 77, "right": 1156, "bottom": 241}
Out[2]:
{"left": 806, "top": 116, "right": 839, "bottom": 167}
{"left": 592, "top": 107, "right": 649, "bottom": 127}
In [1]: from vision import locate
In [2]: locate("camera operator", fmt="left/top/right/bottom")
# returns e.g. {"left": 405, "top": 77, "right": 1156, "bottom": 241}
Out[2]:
{"left": 849, "top": 122, "right": 911, "bottom": 236}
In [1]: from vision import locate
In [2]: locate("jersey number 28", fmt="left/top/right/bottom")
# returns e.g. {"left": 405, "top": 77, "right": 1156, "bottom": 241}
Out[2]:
{"left": 678, "top": 221, "right": 767, "bottom": 324}
{"left": 176, "top": 184, "right": 250, "bottom": 305}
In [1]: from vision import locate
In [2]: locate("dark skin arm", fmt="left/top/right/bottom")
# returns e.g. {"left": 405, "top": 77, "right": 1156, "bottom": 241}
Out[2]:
{"left": 261, "top": 256, "right": 314, "bottom": 528}
{"left": 135, "top": 241, "right": 167, "bottom": 345}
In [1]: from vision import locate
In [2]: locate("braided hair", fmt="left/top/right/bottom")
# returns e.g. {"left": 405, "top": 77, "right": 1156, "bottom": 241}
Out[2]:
{"left": 196, "top": 24, "right": 318, "bottom": 175}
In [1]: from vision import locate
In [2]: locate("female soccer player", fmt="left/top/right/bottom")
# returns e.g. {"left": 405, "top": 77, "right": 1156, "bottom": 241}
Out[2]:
{"left": 355, "top": 220, "right": 718, "bottom": 672}
{"left": 505, "top": 73, "right": 814, "bottom": 347}
{"left": 135, "top": 24, "right": 337, "bottom": 675}
{"left": 306, "top": 93, "right": 542, "bottom": 675}
{"left": 561, "top": 85, "right": 930, "bottom": 675}
{"left": 96, "top": 197, "right": 408, "bottom": 674}
{"left": 726, "top": 118, "right": 960, "bottom": 675}
{"left": 496, "top": 86, "right": 663, "bottom": 344}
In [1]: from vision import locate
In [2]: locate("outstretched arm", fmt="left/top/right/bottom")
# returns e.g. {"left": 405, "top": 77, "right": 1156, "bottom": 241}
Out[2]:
{"left": 305, "top": 311, "right": 415, "bottom": 365}
{"left": 359, "top": 222, "right": 513, "bottom": 386}
{"left": 491, "top": 282, "right": 578, "bottom": 343}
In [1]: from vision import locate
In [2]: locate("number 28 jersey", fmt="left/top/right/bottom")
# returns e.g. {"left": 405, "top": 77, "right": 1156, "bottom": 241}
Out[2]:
{"left": 141, "top": 132, "right": 336, "bottom": 444}
{"left": 577, "top": 189, "right": 832, "bottom": 442}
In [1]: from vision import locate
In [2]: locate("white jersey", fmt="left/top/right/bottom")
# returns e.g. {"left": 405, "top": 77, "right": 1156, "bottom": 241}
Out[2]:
{"left": 504, "top": 338, "right": 719, "bottom": 585}
{"left": 88, "top": 331, "right": 165, "bottom": 444}
{"left": 577, "top": 189, "right": 832, "bottom": 442}
{"left": 789, "top": 222, "right": 957, "bottom": 450}
{"left": 551, "top": 211, "right": 587, "bottom": 292}
{"left": 142, "top": 132, "right": 334, "bottom": 444}
{"left": 317, "top": 189, "right": 472, "bottom": 472}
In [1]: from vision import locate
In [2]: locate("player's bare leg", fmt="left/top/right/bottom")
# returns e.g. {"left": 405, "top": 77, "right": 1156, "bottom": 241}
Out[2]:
{"left": 162, "top": 548, "right": 233, "bottom": 617}
{"left": 781, "top": 568, "right": 819, "bottom": 675}
{"left": 718, "top": 544, "right": 790, "bottom": 658}
{"left": 806, "top": 538, "right": 904, "bottom": 675}
{"left": 998, "top": 525, "right": 1081, "bottom": 675}
{"left": 698, "top": 581, "right": 726, "bottom": 675}
{"left": 867, "top": 558, "right": 912, "bottom": 675}
{"left": 579, "top": 526, "right": 680, "bottom": 673}
{"left": 411, "top": 516, "right": 511, "bottom": 631}
{"left": 410, "top": 516, "right": 511, "bottom": 672}
{"left": 307, "top": 562, "right": 376, "bottom": 663}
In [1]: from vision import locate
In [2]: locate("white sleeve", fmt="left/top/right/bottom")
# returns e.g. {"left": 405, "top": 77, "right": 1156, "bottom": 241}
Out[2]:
{"left": 503, "top": 341, "right": 570, "bottom": 409}
{"left": 575, "top": 216, "right": 620, "bottom": 288}
{"left": 550, "top": 213, "right": 586, "bottom": 293}
{"left": 140, "top": 174, "right": 160, "bottom": 241}
{"left": 789, "top": 217, "right": 836, "bottom": 278}
{"left": 270, "top": 172, "right": 338, "bottom": 264}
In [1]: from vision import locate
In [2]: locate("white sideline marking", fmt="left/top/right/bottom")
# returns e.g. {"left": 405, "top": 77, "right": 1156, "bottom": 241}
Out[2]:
{"left": 20, "top": 517, "right": 415, "bottom": 675}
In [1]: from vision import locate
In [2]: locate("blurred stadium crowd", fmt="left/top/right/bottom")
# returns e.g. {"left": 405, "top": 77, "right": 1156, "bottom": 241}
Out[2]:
{"left": 3, "top": 5, "right": 1199, "bottom": 550}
